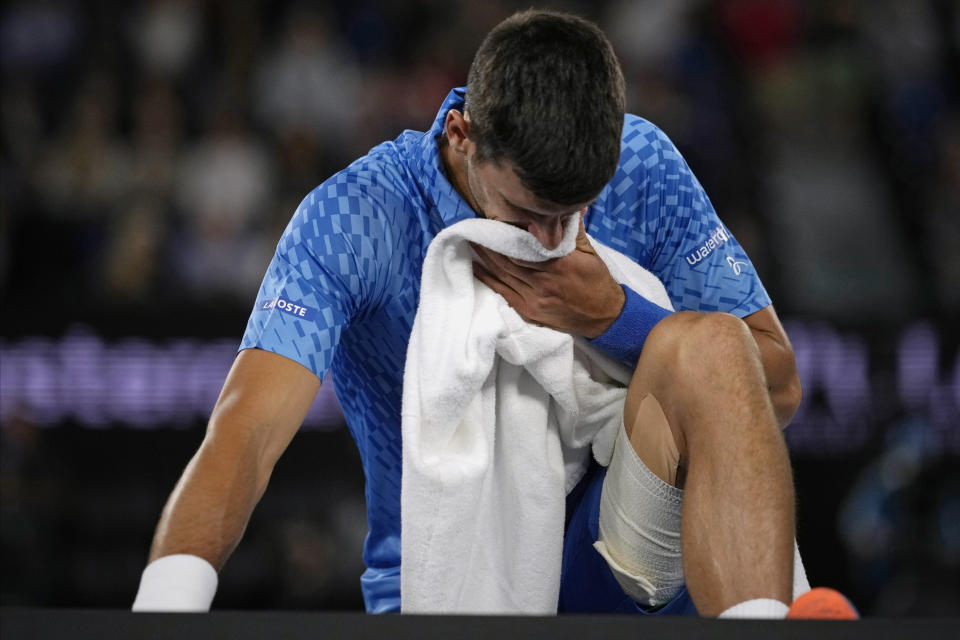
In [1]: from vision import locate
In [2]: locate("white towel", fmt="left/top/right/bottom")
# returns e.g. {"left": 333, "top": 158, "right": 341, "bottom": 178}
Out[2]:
{"left": 400, "top": 217, "right": 673, "bottom": 614}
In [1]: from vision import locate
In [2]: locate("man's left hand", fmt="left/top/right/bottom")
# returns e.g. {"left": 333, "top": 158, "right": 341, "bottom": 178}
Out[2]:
{"left": 471, "top": 218, "right": 625, "bottom": 338}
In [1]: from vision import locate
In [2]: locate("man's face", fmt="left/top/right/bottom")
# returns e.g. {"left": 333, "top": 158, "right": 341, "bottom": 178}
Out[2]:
{"left": 464, "top": 154, "right": 591, "bottom": 250}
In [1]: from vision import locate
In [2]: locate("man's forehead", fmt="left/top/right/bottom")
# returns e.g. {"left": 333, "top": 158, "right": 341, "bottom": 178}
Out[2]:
{"left": 482, "top": 160, "right": 591, "bottom": 216}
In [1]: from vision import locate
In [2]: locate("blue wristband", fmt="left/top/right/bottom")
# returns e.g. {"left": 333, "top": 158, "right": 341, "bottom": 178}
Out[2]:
{"left": 586, "top": 284, "right": 673, "bottom": 365}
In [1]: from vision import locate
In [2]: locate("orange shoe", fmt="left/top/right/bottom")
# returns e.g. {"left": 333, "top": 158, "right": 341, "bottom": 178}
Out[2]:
{"left": 787, "top": 587, "right": 859, "bottom": 619}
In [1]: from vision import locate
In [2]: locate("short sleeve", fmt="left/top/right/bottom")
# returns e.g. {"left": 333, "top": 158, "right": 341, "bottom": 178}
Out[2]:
{"left": 622, "top": 116, "right": 771, "bottom": 317}
{"left": 240, "top": 175, "right": 390, "bottom": 378}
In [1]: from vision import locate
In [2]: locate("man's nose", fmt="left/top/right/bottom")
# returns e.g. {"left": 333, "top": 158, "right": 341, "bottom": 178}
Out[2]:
{"left": 529, "top": 218, "right": 564, "bottom": 250}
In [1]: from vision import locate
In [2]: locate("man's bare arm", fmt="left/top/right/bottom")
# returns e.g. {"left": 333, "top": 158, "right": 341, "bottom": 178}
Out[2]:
{"left": 147, "top": 348, "right": 321, "bottom": 569}
{"left": 742, "top": 305, "right": 802, "bottom": 429}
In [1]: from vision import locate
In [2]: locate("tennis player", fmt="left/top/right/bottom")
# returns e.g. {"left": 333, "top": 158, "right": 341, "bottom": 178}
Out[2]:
{"left": 134, "top": 10, "right": 851, "bottom": 619}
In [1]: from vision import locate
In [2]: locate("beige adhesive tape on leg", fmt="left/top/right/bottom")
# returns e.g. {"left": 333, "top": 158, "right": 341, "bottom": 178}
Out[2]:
{"left": 627, "top": 393, "right": 681, "bottom": 487}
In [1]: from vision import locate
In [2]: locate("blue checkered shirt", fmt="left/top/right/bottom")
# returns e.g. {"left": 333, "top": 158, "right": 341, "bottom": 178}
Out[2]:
{"left": 240, "top": 87, "right": 771, "bottom": 612}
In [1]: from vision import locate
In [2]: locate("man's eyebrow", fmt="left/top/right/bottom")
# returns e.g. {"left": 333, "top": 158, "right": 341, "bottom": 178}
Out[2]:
{"left": 500, "top": 191, "right": 570, "bottom": 219}
{"left": 499, "top": 190, "right": 591, "bottom": 219}
{"left": 500, "top": 193, "right": 541, "bottom": 217}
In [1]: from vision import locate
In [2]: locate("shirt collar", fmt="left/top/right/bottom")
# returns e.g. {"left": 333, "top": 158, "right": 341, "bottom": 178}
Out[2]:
{"left": 412, "top": 87, "right": 477, "bottom": 227}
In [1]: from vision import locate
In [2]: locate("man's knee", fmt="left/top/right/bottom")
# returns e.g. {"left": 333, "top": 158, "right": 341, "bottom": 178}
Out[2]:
{"left": 632, "top": 311, "right": 764, "bottom": 398}
{"left": 624, "top": 312, "right": 769, "bottom": 464}
{"left": 655, "top": 310, "right": 757, "bottom": 364}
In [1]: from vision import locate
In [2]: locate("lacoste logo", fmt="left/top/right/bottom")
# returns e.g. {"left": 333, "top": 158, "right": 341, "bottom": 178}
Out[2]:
{"left": 726, "top": 256, "right": 747, "bottom": 276}
{"left": 259, "top": 296, "right": 317, "bottom": 321}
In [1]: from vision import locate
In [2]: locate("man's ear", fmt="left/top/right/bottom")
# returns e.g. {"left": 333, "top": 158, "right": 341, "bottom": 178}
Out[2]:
{"left": 444, "top": 110, "right": 474, "bottom": 155}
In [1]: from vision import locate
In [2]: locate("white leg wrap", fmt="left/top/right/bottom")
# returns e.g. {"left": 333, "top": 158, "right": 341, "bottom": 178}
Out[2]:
{"left": 593, "top": 425, "right": 685, "bottom": 608}
{"left": 593, "top": 426, "right": 811, "bottom": 610}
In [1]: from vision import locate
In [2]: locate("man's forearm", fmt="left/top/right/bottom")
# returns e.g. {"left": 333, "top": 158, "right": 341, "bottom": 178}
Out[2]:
{"left": 137, "top": 349, "right": 318, "bottom": 610}
{"left": 148, "top": 433, "right": 264, "bottom": 570}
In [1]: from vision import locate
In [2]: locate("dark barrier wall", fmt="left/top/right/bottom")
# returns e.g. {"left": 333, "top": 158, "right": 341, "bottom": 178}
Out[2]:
{"left": 2, "top": 0, "right": 958, "bottom": 618}
{"left": 3, "top": 609, "right": 958, "bottom": 640}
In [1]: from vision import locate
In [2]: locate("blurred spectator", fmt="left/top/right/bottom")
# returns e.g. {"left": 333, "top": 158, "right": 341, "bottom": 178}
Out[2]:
{"left": 1, "top": 81, "right": 44, "bottom": 172}
{"left": 128, "top": 0, "right": 202, "bottom": 78}
{"left": 129, "top": 79, "right": 183, "bottom": 198}
{"left": 0, "top": 81, "right": 44, "bottom": 291}
{"left": 102, "top": 194, "right": 168, "bottom": 301}
{"left": 716, "top": 0, "right": 802, "bottom": 69}
{"left": 603, "top": 0, "right": 703, "bottom": 68}
{"left": 35, "top": 70, "right": 131, "bottom": 221}
{"left": 860, "top": 0, "right": 952, "bottom": 316}
{"left": 253, "top": 4, "right": 360, "bottom": 149}
{"left": 173, "top": 107, "right": 275, "bottom": 298}
{"left": 739, "top": 3, "right": 924, "bottom": 322}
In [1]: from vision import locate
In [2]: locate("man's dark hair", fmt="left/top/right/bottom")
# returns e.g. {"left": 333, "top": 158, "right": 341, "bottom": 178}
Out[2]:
{"left": 465, "top": 10, "right": 626, "bottom": 206}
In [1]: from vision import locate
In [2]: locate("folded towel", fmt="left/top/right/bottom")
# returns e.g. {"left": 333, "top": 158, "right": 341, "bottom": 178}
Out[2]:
{"left": 400, "top": 217, "right": 673, "bottom": 613}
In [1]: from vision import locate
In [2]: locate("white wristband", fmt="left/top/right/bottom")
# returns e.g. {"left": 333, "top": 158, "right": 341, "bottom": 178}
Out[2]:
{"left": 132, "top": 554, "right": 218, "bottom": 612}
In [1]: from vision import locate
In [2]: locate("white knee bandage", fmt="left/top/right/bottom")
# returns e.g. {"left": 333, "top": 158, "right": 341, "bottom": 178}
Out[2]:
{"left": 594, "top": 426, "right": 813, "bottom": 610}
{"left": 593, "top": 425, "right": 685, "bottom": 608}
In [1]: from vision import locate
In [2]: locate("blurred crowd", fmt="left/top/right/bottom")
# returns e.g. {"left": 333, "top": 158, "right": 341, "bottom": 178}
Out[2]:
{"left": 1, "top": 0, "right": 958, "bottom": 322}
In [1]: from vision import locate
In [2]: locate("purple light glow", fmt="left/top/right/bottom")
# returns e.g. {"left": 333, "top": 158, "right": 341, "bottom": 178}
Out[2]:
{"left": 1, "top": 323, "right": 956, "bottom": 450}
{"left": 0, "top": 327, "right": 345, "bottom": 430}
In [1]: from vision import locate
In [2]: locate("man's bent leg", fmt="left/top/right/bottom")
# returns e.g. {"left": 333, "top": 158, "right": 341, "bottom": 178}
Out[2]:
{"left": 620, "top": 311, "right": 794, "bottom": 617}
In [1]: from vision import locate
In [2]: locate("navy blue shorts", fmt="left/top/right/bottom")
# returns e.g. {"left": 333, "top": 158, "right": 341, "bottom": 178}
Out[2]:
{"left": 558, "top": 461, "right": 698, "bottom": 615}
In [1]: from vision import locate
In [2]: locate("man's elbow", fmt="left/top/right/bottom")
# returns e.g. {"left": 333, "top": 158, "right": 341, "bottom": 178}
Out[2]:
{"left": 772, "top": 371, "right": 802, "bottom": 429}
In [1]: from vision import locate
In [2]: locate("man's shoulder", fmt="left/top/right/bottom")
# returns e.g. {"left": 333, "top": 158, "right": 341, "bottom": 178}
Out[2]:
{"left": 588, "top": 115, "right": 701, "bottom": 256}
{"left": 323, "top": 134, "right": 423, "bottom": 200}
{"left": 274, "top": 130, "right": 433, "bottom": 272}
{"left": 622, "top": 113, "right": 659, "bottom": 137}
{"left": 619, "top": 114, "right": 681, "bottom": 165}
{"left": 607, "top": 114, "right": 696, "bottom": 214}
{"left": 297, "top": 132, "right": 427, "bottom": 225}
{"left": 597, "top": 115, "right": 676, "bottom": 212}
